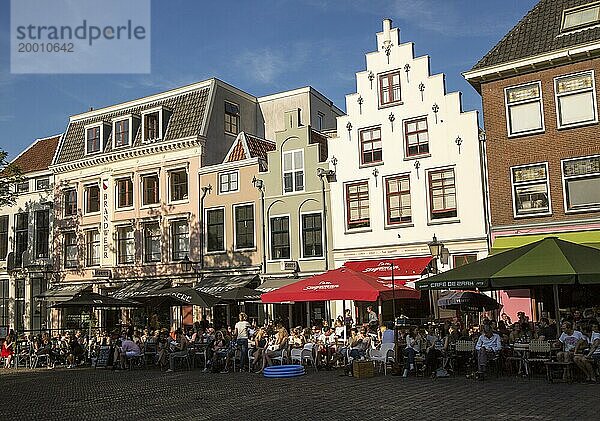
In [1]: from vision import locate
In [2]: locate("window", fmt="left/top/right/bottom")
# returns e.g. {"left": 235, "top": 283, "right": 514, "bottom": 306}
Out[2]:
{"left": 35, "top": 210, "right": 49, "bottom": 259}
{"left": 116, "top": 178, "right": 133, "bottom": 208}
{"left": 283, "top": 150, "right": 304, "bottom": 193}
{"left": 224, "top": 101, "right": 240, "bottom": 135}
{"left": 16, "top": 180, "right": 29, "bottom": 193}
{"left": 429, "top": 169, "right": 457, "bottom": 220}
{"left": 35, "top": 177, "right": 49, "bottom": 190}
{"left": 14, "top": 213, "right": 28, "bottom": 267}
{"left": 206, "top": 208, "right": 225, "bottom": 252}
{"left": 63, "top": 231, "right": 78, "bottom": 268}
{"left": 85, "top": 229, "right": 100, "bottom": 267}
{"left": 317, "top": 112, "right": 324, "bottom": 131}
{"left": 302, "top": 213, "right": 323, "bottom": 258}
{"left": 117, "top": 226, "right": 135, "bottom": 265}
{"left": 453, "top": 254, "right": 477, "bottom": 268}
{"left": 85, "top": 184, "right": 100, "bottom": 213}
{"left": 219, "top": 171, "right": 239, "bottom": 194}
{"left": 86, "top": 126, "right": 101, "bottom": 154}
{"left": 385, "top": 176, "right": 412, "bottom": 225}
{"left": 562, "top": 3, "right": 600, "bottom": 31}
{"left": 15, "top": 279, "right": 24, "bottom": 332}
{"left": 270, "top": 216, "right": 290, "bottom": 260}
{"left": 171, "top": 219, "right": 189, "bottom": 261}
{"left": 346, "top": 182, "right": 370, "bottom": 229}
{"left": 360, "top": 127, "right": 382, "bottom": 165}
{"left": 505, "top": 82, "right": 544, "bottom": 136}
{"left": 141, "top": 174, "right": 159, "bottom": 206}
{"left": 511, "top": 163, "right": 550, "bottom": 217}
{"left": 144, "top": 112, "right": 160, "bottom": 141}
{"left": 555, "top": 71, "right": 597, "bottom": 128}
{"left": 0, "top": 216, "right": 8, "bottom": 260}
{"left": 379, "top": 71, "right": 401, "bottom": 105}
{"left": 405, "top": 117, "right": 429, "bottom": 157}
{"left": 169, "top": 169, "right": 188, "bottom": 202}
{"left": 114, "top": 119, "right": 130, "bottom": 147}
{"left": 234, "top": 204, "right": 254, "bottom": 250}
{"left": 562, "top": 155, "right": 600, "bottom": 212}
{"left": 143, "top": 222, "right": 161, "bottom": 263}
{"left": 30, "top": 277, "right": 47, "bottom": 331}
{"left": 0, "top": 279, "right": 8, "bottom": 327}
{"left": 64, "top": 189, "right": 77, "bottom": 216}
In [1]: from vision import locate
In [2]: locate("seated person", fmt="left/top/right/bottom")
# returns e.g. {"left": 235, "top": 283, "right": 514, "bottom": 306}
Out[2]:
{"left": 380, "top": 323, "right": 395, "bottom": 344}
{"left": 250, "top": 327, "right": 267, "bottom": 372}
{"left": 537, "top": 318, "right": 556, "bottom": 341}
{"left": 1, "top": 334, "right": 15, "bottom": 369}
{"left": 260, "top": 324, "right": 289, "bottom": 371}
{"left": 402, "top": 328, "right": 419, "bottom": 377}
{"left": 166, "top": 329, "right": 189, "bottom": 373}
{"left": 555, "top": 321, "right": 585, "bottom": 363}
{"left": 574, "top": 323, "right": 599, "bottom": 383}
{"left": 207, "top": 331, "right": 228, "bottom": 372}
{"left": 119, "top": 336, "right": 142, "bottom": 368}
{"left": 475, "top": 324, "right": 501, "bottom": 379}
{"left": 425, "top": 327, "right": 445, "bottom": 375}
{"left": 66, "top": 332, "right": 85, "bottom": 369}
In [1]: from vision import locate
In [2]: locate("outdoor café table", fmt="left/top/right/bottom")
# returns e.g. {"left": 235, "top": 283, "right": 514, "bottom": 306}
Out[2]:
{"left": 508, "top": 342, "right": 530, "bottom": 376}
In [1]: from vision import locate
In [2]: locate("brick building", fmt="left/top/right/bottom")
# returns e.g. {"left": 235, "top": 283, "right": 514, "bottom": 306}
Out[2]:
{"left": 464, "top": 0, "right": 600, "bottom": 319}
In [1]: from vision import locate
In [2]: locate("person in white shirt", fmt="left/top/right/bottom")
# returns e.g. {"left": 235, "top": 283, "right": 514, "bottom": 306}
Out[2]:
{"left": 574, "top": 322, "right": 599, "bottom": 383}
{"left": 475, "top": 324, "right": 501, "bottom": 378}
{"left": 555, "top": 321, "right": 584, "bottom": 363}
{"left": 234, "top": 312, "right": 251, "bottom": 371}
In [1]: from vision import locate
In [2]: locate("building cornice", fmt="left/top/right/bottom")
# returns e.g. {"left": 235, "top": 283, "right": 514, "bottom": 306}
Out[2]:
{"left": 463, "top": 41, "right": 600, "bottom": 89}
{"left": 198, "top": 157, "right": 261, "bottom": 175}
{"left": 491, "top": 217, "right": 600, "bottom": 232}
{"left": 50, "top": 136, "right": 204, "bottom": 173}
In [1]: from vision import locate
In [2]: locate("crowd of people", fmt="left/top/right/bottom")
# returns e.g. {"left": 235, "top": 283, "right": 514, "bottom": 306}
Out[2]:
{"left": 1, "top": 307, "right": 599, "bottom": 383}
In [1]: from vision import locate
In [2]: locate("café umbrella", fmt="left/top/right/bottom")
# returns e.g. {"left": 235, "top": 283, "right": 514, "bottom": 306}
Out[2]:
{"left": 437, "top": 291, "right": 501, "bottom": 312}
{"left": 134, "top": 286, "right": 219, "bottom": 307}
{"left": 261, "top": 267, "right": 420, "bottom": 303}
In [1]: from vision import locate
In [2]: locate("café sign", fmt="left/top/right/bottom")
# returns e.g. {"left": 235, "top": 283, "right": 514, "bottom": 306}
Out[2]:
{"left": 425, "top": 279, "right": 489, "bottom": 290}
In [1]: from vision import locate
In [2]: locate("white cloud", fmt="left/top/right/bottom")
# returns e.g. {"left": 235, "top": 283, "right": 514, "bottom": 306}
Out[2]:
{"left": 234, "top": 48, "right": 288, "bottom": 84}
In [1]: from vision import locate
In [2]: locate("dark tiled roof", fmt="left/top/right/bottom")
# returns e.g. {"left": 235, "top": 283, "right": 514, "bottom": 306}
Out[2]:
{"left": 309, "top": 129, "right": 329, "bottom": 163}
{"left": 55, "top": 87, "right": 210, "bottom": 164}
{"left": 245, "top": 134, "right": 275, "bottom": 160}
{"left": 11, "top": 135, "right": 60, "bottom": 174}
{"left": 471, "top": 0, "right": 600, "bottom": 71}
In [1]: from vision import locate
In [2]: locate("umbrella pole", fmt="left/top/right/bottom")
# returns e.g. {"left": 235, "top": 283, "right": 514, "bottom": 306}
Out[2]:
{"left": 553, "top": 284, "right": 561, "bottom": 338}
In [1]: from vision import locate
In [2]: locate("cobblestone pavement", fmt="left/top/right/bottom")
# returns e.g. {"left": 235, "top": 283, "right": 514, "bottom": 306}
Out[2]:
{"left": 0, "top": 366, "right": 596, "bottom": 420}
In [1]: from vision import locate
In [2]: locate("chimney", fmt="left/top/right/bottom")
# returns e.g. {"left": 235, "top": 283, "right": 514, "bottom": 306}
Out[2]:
{"left": 383, "top": 18, "right": 392, "bottom": 33}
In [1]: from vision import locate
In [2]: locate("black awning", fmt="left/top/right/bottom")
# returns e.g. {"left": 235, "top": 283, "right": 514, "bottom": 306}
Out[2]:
{"left": 111, "top": 279, "right": 170, "bottom": 299}
{"left": 196, "top": 274, "right": 258, "bottom": 296}
{"left": 36, "top": 284, "right": 90, "bottom": 302}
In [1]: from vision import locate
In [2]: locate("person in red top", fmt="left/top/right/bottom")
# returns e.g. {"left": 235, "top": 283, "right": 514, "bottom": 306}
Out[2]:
{"left": 1, "top": 333, "right": 15, "bottom": 368}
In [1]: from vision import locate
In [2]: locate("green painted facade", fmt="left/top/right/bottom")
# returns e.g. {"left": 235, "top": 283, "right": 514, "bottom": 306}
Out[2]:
{"left": 261, "top": 109, "right": 334, "bottom": 278}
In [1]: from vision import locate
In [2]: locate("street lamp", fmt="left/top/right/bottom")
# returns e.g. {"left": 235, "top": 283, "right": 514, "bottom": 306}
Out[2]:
{"left": 427, "top": 234, "right": 444, "bottom": 319}
{"left": 252, "top": 176, "right": 266, "bottom": 274}
{"left": 181, "top": 254, "right": 200, "bottom": 286}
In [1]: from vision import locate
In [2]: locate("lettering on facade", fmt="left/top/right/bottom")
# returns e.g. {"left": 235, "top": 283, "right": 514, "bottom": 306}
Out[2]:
{"left": 102, "top": 179, "right": 110, "bottom": 262}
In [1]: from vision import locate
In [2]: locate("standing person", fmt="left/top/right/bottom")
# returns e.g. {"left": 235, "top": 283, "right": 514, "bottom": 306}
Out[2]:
{"left": 366, "top": 306, "right": 378, "bottom": 324}
{"left": 234, "top": 312, "right": 250, "bottom": 371}
{"left": 344, "top": 309, "right": 354, "bottom": 333}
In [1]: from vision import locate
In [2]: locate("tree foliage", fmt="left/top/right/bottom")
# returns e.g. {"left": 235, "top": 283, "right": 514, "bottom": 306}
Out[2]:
{"left": 0, "top": 148, "right": 23, "bottom": 208}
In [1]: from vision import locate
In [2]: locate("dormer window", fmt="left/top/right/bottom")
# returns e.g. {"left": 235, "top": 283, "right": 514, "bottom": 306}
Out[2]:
{"left": 114, "top": 119, "right": 130, "bottom": 148}
{"left": 86, "top": 126, "right": 101, "bottom": 154}
{"left": 144, "top": 112, "right": 159, "bottom": 141}
{"left": 225, "top": 101, "right": 240, "bottom": 135}
{"left": 562, "top": 2, "right": 600, "bottom": 32}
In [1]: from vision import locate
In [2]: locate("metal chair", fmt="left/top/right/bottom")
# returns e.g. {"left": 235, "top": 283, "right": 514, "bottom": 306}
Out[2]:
{"left": 369, "top": 343, "right": 395, "bottom": 375}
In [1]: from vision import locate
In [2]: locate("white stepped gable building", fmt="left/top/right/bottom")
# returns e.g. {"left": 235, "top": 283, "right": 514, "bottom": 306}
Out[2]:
{"left": 329, "top": 19, "right": 488, "bottom": 291}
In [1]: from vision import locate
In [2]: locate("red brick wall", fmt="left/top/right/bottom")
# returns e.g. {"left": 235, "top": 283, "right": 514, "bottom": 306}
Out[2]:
{"left": 480, "top": 58, "right": 600, "bottom": 228}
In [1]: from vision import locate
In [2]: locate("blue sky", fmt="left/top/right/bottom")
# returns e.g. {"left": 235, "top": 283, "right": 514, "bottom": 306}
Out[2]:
{"left": 0, "top": 0, "right": 538, "bottom": 159}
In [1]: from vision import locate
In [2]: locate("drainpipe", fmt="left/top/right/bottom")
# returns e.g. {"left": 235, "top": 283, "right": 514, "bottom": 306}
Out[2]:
{"left": 199, "top": 185, "right": 212, "bottom": 276}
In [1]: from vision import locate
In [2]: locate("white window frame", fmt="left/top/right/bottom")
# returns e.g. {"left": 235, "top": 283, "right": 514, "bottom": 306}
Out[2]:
{"left": 84, "top": 228, "right": 100, "bottom": 267}
{"left": 112, "top": 115, "right": 134, "bottom": 149}
{"left": 84, "top": 123, "right": 104, "bottom": 155}
{"left": 504, "top": 81, "right": 545, "bottom": 137}
{"left": 219, "top": 170, "right": 240, "bottom": 194}
{"left": 268, "top": 213, "right": 291, "bottom": 262}
{"left": 142, "top": 220, "right": 162, "bottom": 264}
{"left": 140, "top": 172, "right": 160, "bottom": 208}
{"left": 167, "top": 168, "right": 189, "bottom": 204}
{"left": 317, "top": 112, "right": 324, "bottom": 131}
{"left": 561, "top": 2, "right": 600, "bottom": 32}
{"left": 510, "top": 162, "right": 552, "bottom": 218}
{"left": 426, "top": 166, "right": 459, "bottom": 223}
{"left": 115, "top": 224, "right": 135, "bottom": 266}
{"left": 554, "top": 70, "right": 598, "bottom": 129}
{"left": 561, "top": 154, "right": 600, "bottom": 214}
{"left": 282, "top": 149, "right": 305, "bottom": 194}
{"left": 299, "top": 211, "right": 324, "bottom": 260}
{"left": 115, "top": 176, "right": 134, "bottom": 210}
{"left": 169, "top": 217, "right": 190, "bottom": 263}
{"left": 141, "top": 107, "right": 165, "bottom": 142}
{"left": 83, "top": 183, "right": 101, "bottom": 215}
{"left": 35, "top": 177, "right": 50, "bottom": 191}
{"left": 205, "top": 206, "right": 226, "bottom": 254}
{"left": 233, "top": 202, "right": 256, "bottom": 252}
{"left": 383, "top": 173, "right": 412, "bottom": 227}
